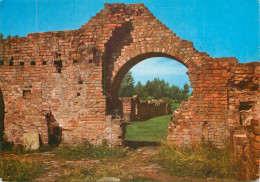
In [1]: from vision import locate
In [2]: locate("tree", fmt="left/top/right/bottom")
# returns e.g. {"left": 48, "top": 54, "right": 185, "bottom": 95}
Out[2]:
{"left": 133, "top": 78, "right": 191, "bottom": 102}
{"left": 119, "top": 71, "right": 135, "bottom": 97}
{"left": 134, "top": 81, "right": 143, "bottom": 96}
{"left": 183, "top": 83, "right": 190, "bottom": 101}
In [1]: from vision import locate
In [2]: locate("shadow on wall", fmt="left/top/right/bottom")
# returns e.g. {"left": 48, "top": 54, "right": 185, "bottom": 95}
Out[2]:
{"left": 103, "top": 21, "right": 134, "bottom": 115}
{"left": 0, "top": 88, "right": 4, "bottom": 142}
{"left": 46, "top": 112, "right": 62, "bottom": 146}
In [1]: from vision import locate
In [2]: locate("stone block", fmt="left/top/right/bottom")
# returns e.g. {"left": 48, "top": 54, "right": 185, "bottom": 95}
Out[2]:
{"left": 23, "top": 132, "right": 40, "bottom": 150}
{"left": 97, "top": 177, "right": 120, "bottom": 182}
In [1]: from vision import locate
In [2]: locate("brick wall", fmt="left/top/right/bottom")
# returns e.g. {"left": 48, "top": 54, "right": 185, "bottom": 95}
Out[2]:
{"left": 229, "top": 63, "right": 260, "bottom": 181}
{"left": 0, "top": 8, "right": 110, "bottom": 145}
{"left": 0, "top": 3, "right": 259, "bottom": 179}
{"left": 119, "top": 97, "right": 135, "bottom": 121}
{"left": 119, "top": 96, "right": 171, "bottom": 121}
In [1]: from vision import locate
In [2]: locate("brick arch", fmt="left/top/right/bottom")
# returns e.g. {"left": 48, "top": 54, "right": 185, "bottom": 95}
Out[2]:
{"left": 111, "top": 52, "right": 189, "bottom": 100}
{"left": 110, "top": 43, "right": 203, "bottom": 83}
{"left": 108, "top": 40, "right": 204, "bottom": 115}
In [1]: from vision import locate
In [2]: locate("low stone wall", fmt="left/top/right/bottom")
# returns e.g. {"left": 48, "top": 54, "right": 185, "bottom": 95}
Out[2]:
{"left": 119, "top": 95, "right": 171, "bottom": 121}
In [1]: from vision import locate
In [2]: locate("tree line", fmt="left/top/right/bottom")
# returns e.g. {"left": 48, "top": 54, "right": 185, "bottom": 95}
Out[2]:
{"left": 119, "top": 72, "right": 190, "bottom": 104}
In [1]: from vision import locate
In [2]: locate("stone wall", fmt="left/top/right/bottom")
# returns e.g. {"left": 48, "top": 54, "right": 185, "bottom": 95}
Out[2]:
{"left": 119, "top": 96, "right": 171, "bottom": 121}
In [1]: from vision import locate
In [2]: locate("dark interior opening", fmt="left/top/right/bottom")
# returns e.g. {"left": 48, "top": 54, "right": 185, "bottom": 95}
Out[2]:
{"left": 54, "top": 60, "right": 63, "bottom": 73}
{"left": 23, "top": 90, "right": 31, "bottom": 99}
{"left": 239, "top": 101, "right": 254, "bottom": 111}
{"left": 46, "top": 112, "right": 62, "bottom": 146}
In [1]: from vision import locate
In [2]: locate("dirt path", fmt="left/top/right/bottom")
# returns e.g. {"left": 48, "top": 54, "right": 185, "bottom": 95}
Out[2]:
{"left": 2, "top": 146, "right": 233, "bottom": 181}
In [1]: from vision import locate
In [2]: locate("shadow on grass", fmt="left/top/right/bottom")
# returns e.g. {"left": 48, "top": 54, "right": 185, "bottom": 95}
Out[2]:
{"left": 123, "top": 140, "right": 160, "bottom": 149}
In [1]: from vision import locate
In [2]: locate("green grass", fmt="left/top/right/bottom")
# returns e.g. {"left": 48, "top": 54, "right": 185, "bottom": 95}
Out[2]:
{"left": 55, "top": 142, "right": 128, "bottom": 160}
{"left": 58, "top": 164, "right": 152, "bottom": 182}
{"left": 59, "top": 165, "right": 96, "bottom": 181}
{"left": 125, "top": 114, "right": 172, "bottom": 142}
{"left": 154, "top": 142, "right": 238, "bottom": 179}
{"left": 0, "top": 159, "right": 44, "bottom": 181}
{"left": 171, "top": 103, "right": 180, "bottom": 111}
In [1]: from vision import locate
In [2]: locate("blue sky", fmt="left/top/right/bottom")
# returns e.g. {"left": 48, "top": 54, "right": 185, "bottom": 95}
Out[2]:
{"left": 130, "top": 58, "right": 189, "bottom": 87}
{"left": 0, "top": 0, "right": 259, "bottom": 88}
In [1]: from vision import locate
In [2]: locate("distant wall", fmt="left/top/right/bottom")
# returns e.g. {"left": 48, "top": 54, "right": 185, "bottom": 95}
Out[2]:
{"left": 119, "top": 97, "right": 135, "bottom": 121}
{"left": 120, "top": 95, "right": 171, "bottom": 121}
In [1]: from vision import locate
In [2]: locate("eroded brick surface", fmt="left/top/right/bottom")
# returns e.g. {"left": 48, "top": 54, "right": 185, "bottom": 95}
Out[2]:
{"left": 0, "top": 3, "right": 259, "bottom": 180}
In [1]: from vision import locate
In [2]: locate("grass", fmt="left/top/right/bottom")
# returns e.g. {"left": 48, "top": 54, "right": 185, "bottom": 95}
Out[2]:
{"left": 59, "top": 163, "right": 152, "bottom": 182}
{"left": 125, "top": 114, "right": 172, "bottom": 142}
{"left": 96, "top": 164, "right": 153, "bottom": 181}
{"left": 171, "top": 102, "right": 180, "bottom": 111}
{"left": 59, "top": 165, "right": 96, "bottom": 181}
{"left": 0, "top": 159, "right": 44, "bottom": 181}
{"left": 55, "top": 141, "right": 128, "bottom": 160}
{"left": 154, "top": 141, "right": 238, "bottom": 179}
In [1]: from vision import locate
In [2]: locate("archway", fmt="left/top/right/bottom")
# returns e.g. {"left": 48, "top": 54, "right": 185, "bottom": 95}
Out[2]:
{"left": 118, "top": 57, "right": 191, "bottom": 147}
{"left": 108, "top": 52, "right": 190, "bottom": 116}
{"left": 107, "top": 52, "right": 192, "bottom": 147}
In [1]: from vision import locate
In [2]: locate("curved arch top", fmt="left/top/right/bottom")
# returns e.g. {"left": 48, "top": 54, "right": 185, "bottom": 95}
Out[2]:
{"left": 110, "top": 52, "right": 189, "bottom": 100}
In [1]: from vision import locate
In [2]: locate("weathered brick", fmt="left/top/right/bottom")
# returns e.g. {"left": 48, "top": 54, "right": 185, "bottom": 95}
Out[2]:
{"left": 0, "top": 3, "right": 259, "bottom": 180}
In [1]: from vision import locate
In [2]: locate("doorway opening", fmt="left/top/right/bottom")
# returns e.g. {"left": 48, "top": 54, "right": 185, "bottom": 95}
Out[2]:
{"left": 115, "top": 57, "right": 191, "bottom": 148}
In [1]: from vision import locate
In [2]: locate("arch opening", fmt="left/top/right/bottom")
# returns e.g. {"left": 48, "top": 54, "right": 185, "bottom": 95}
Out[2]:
{"left": 108, "top": 55, "right": 191, "bottom": 145}
{"left": 108, "top": 52, "right": 190, "bottom": 116}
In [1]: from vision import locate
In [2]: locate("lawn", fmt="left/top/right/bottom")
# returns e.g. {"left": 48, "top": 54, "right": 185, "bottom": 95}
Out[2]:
{"left": 171, "top": 103, "right": 181, "bottom": 111}
{"left": 125, "top": 114, "right": 172, "bottom": 142}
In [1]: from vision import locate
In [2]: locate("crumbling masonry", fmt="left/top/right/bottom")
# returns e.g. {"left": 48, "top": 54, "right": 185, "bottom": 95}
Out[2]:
{"left": 0, "top": 3, "right": 259, "bottom": 180}
{"left": 120, "top": 96, "right": 171, "bottom": 121}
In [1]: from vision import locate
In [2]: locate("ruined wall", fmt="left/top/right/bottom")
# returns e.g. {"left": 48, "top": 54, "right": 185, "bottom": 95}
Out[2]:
{"left": 120, "top": 96, "right": 171, "bottom": 121}
{"left": 229, "top": 62, "right": 260, "bottom": 181}
{"left": 0, "top": 3, "right": 259, "bottom": 179}
{"left": 167, "top": 58, "right": 237, "bottom": 147}
{"left": 0, "top": 31, "right": 106, "bottom": 145}
{"left": 119, "top": 97, "right": 135, "bottom": 121}
{"left": 133, "top": 96, "right": 171, "bottom": 121}
{"left": 0, "top": 6, "right": 122, "bottom": 145}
